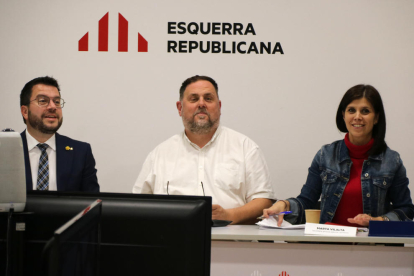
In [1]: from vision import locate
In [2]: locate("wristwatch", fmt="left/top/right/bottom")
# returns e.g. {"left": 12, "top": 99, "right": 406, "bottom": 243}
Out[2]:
{"left": 381, "top": 216, "right": 390, "bottom": 221}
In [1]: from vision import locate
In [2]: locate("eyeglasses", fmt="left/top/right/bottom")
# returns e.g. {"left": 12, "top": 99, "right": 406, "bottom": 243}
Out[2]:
{"left": 29, "top": 95, "right": 65, "bottom": 108}
{"left": 166, "top": 181, "right": 205, "bottom": 196}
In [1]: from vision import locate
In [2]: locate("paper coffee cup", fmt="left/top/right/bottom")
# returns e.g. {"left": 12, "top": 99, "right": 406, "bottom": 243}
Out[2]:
{"left": 305, "top": 209, "right": 321, "bottom": 223}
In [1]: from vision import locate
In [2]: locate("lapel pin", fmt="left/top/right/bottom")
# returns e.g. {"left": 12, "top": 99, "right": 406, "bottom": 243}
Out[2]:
{"left": 65, "top": 146, "right": 73, "bottom": 151}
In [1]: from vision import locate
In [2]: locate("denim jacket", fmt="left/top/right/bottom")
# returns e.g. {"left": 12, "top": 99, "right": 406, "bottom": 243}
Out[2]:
{"left": 285, "top": 139, "right": 414, "bottom": 224}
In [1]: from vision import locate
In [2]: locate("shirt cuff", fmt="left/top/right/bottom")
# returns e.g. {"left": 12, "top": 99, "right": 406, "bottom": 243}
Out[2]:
{"left": 248, "top": 191, "right": 276, "bottom": 202}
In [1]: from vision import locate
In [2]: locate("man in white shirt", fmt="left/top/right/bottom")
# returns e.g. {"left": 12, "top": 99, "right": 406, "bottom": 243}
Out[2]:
{"left": 133, "top": 75, "right": 274, "bottom": 224}
{"left": 20, "top": 76, "right": 99, "bottom": 192}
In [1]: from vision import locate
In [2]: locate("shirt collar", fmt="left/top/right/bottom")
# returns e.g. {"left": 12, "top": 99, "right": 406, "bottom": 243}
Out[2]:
{"left": 183, "top": 125, "right": 222, "bottom": 150}
{"left": 25, "top": 129, "right": 56, "bottom": 151}
{"left": 368, "top": 151, "right": 384, "bottom": 161}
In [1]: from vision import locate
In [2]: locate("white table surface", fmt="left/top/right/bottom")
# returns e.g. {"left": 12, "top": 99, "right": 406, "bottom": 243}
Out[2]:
{"left": 211, "top": 225, "right": 414, "bottom": 245}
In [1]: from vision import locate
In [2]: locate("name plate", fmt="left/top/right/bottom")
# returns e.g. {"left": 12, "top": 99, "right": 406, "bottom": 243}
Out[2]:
{"left": 304, "top": 223, "right": 357, "bottom": 237}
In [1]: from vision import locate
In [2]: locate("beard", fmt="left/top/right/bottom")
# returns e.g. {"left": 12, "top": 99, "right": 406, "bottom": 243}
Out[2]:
{"left": 28, "top": 110, "right": 63, "bottom": 134}
{"left": 183, "top": 108, "right": 219, "bottom": 134}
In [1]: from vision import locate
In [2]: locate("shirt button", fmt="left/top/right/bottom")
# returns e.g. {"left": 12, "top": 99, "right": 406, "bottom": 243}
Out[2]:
{"left": 367, "top": 162, "right": 370, "bottom": 165}
{"left": 365, "top": 173, "right": 369, "bottom": 178}
{"left": 366, "top": 193, "right": 371, "bottom": 197}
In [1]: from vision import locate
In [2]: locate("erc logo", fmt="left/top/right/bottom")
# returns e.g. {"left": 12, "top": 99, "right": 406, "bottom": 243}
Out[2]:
{"left": 78, "top": 12, "right": 148, "bottom": 52}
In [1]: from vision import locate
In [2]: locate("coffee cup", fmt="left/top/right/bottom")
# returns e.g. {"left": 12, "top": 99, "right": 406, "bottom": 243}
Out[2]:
{"left": 305, "top": 209, "right": 321, "bottom": 223}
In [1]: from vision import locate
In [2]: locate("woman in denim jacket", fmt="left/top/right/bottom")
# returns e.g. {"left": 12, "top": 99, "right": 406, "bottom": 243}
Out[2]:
{"left": 264, "top": 85, "right": 414, "bottom": 227}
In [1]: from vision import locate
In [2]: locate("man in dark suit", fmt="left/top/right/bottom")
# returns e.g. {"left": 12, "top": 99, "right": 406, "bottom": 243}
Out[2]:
{"left": 20, "top": 76, "right": 99, "bottom": 192}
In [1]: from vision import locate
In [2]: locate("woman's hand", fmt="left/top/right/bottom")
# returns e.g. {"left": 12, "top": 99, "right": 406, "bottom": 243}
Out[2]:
{"left": 347, "top": 213, "right": 384, "bottom": 227}
{"left": 262, "top": 200, "right": 289, "bottom": 226}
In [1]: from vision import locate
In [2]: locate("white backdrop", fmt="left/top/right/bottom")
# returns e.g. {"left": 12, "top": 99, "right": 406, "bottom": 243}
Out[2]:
{"left": 1, "top": 0, "right": 414, "bottom": 199}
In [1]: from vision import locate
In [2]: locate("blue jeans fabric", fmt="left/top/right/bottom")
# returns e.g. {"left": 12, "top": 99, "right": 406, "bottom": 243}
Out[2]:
{"left": 285, "top": 140, "right": 414, "bottom": 224}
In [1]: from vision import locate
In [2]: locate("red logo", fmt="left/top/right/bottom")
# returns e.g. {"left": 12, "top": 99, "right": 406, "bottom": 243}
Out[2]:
{"left": 78, "top": 12, "right": 148, "bottom": 52}
{"left": 279, "top": 271, "right": 289, "bottom": 276}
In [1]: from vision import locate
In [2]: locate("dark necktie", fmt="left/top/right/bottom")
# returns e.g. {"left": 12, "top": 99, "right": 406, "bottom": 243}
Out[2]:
{"left": 36, "top": 143, "right": 49, "bottom": 191}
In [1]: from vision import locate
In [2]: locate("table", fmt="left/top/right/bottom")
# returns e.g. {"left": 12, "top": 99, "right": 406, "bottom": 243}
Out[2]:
{"left": 211, "top": 225, "right": 414, "bottom": 276}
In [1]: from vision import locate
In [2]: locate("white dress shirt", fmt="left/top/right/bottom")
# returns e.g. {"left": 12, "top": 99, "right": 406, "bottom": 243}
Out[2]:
{"left": 25, "top": 129, "right": 57, "bottom": 191}
{"left": 133, "top": 126, "right": 275, "bottom": 209}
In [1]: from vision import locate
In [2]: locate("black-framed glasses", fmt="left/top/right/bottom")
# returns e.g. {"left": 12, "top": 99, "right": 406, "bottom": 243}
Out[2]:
{"left": 166, "top": 181, "right": 205, "bottom": 196}
{"left": 29, "top": 95, "right": 65, "bottom": 108}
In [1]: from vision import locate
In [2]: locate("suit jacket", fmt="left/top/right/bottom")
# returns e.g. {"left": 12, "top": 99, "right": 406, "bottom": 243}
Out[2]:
{"left": 21, "top": 131, "right": 100, "bottom": 192}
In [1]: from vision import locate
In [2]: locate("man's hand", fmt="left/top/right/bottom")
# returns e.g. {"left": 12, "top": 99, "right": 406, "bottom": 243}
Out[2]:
{"left": 212, "top": 204, "right": 230, "bottom": 221}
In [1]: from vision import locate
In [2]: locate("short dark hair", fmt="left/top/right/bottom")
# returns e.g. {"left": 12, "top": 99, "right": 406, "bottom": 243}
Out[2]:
{"left": 179, "top": 75, "right": 218, "bottom": 100}
{"left": 20, "top": 76, "right": 61, "bottom": 123}
{"left": 336, "top": 84, "right": 387, "bottom": 155}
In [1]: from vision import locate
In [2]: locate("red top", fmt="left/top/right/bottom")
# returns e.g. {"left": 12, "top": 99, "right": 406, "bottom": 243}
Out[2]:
{"left": 331, "top": 133, "right": 374, "bottom": 227}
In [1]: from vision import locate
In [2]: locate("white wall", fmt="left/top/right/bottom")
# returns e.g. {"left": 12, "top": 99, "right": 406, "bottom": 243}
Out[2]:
{"left": 1, "top": 0, "right": 414, "bottom": 199}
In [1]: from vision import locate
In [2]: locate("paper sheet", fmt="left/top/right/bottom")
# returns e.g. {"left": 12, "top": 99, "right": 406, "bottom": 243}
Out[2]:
{"left": 256, "top": 216, "right": 305, "bottom": 229}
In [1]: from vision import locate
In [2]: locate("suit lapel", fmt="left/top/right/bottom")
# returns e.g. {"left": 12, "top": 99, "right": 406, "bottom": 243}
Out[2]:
{"left": 56, "top": 133, "right": 74, "bottom": 191}
{"left": 20, "top": 131, "right": 33, "bottom": 191}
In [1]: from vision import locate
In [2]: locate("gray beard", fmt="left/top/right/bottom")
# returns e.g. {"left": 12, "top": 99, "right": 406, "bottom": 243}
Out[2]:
{"left": 183, "top": 107, "right": 220, "bottom": 134}
{"left": 187, "top": 118, "right": 218, "bottom": 134}
{"left": 28, "top": 110, "right": 63, "bottom": 134}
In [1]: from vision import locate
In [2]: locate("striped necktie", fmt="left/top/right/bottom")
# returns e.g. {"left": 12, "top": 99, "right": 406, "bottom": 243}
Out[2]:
{"left": 36, "top": 143, "right": 49, "bottom": 191}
